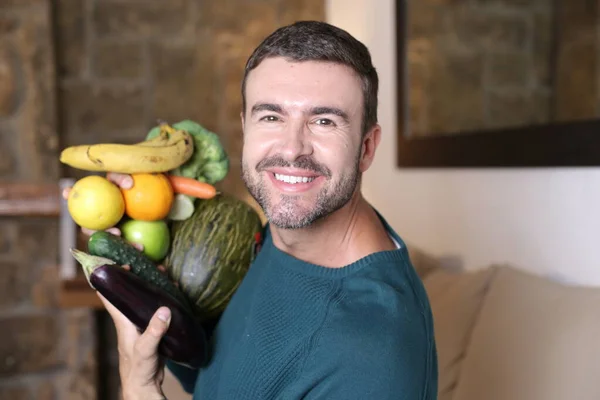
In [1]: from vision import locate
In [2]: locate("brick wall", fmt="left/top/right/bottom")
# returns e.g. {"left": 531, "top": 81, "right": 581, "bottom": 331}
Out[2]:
{"left": 55, "top": 0, "right": 325, "bottom": 204}
{"left": 0, "top": 0, "right": 324, "bottom": 399}
{"left": 0, "top": 1, "right": 97, "bottom": 399}
{"left": 407, "top": 0, "right": 599, "bottom": 137}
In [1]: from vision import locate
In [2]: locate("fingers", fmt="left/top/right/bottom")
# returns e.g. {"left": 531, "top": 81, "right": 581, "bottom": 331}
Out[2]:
{"left": 106, "top": 227, "right": 121, "bottom": 236}
{"left": 133, "top": 307, "right": 171, "bottom": 361}
{"left": 81, "top": 226, "right": 121, "bottom": 237}
{"left": 80, "top": 227, "right": 95, "bottom": 236}
{"left": 98, "top": 293, "right": 169, "bottom": 396}
{"left": 62, "top": 172, "right": 133, "bottom": 201}
{"left": 106, "top": 172, "right": 134, "bottom": 190}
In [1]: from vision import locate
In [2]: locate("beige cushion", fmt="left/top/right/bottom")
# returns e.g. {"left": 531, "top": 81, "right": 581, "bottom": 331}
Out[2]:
{"left": 453, "top": 266, "right": 600, "bottom": 400}
{"left": 423, "top": 266, "right": 498, "bottom": 400}
{"left": 407, "top": 245, "right": 442, "bottom": 279}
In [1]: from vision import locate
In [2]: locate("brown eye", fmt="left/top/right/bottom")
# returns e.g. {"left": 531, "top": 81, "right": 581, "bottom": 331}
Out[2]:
{"left": 315, "top": 118, "right": 334, "bottom": 126}
{"left": 261, "top": 115, "right": 279, "bottom": 122}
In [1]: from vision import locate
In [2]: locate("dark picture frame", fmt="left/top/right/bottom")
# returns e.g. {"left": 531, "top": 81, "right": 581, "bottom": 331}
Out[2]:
{"left": 395, "top": 0, "right": 600, "bottom": 168}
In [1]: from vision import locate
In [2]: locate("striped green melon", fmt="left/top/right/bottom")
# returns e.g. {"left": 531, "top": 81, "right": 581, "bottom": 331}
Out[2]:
{"left": 164, "top": 194, "right": 263, "bottom": 322}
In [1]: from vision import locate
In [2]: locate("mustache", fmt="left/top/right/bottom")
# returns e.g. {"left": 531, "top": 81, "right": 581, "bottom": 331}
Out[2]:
{"left": 256, "top": 155, "right": 331, "bottom": 177}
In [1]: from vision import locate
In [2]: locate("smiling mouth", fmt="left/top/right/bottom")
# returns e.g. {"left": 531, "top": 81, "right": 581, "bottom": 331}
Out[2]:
{"left": 273, "top": 173, "right": 316, "bottom": 184}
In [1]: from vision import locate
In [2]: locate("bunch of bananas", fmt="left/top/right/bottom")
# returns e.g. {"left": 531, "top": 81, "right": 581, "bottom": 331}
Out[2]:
{"left": 60, "top": 123, "right": 194, "bottom": 174}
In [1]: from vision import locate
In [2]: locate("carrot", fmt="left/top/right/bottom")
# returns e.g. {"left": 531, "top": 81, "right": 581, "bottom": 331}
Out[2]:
{"left": 166, "top": 174, "right": 218, "bottom": 199}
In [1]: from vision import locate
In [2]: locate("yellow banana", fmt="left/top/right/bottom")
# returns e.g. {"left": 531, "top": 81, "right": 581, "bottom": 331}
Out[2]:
{"left": 135, "top": 122, "right": 185, "bottom": 147}
{"left": 136, "top": 129, "right": 170, "bottom": 147}
{"left": 60, "top": 127, "right": 194, "bottom": 174}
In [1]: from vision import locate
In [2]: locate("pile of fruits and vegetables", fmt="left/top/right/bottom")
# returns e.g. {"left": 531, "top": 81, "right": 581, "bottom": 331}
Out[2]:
{"left": 61, "top": 120, "right": 264, "bottom": 368}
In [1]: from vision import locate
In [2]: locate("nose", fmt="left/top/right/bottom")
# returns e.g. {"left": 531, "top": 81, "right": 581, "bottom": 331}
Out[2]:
{"left": 278, "top": 120, "right": 313, "bottom": 161}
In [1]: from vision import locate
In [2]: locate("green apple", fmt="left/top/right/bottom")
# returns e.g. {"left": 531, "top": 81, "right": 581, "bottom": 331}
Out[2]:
{"left": 120, "top": 219, "right": 170, "bottom": 262}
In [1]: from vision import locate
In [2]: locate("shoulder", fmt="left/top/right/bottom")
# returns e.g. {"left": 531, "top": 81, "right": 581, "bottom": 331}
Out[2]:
{"left": 325, "top": 265, "right": 434, "bottom": 353}
{"left": 299, "top": 272, "right": 438, "bottom": 399}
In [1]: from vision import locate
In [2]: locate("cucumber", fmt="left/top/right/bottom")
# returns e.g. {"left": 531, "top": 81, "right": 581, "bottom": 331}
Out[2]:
{"left": 87, "top": 231, "right": 192, "bottom": 312}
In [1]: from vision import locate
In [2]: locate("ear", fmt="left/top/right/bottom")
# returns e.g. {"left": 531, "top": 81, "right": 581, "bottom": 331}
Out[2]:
{"left": 240, "top": 111, "right": 245, "bottom": 129}
{"left": 359, "top": 124, "right": 382, "bottom": 173}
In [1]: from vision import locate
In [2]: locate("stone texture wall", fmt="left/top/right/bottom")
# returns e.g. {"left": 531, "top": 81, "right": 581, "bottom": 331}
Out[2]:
{"left": 0, "top": 0, "right": 324, "bottom": 399}
{"left": 56, "top": 0, "right": 324, "bottom": 205}
{"left": 407, "top": 0, "right": 598, "bottom": 137}
{"left": 0, "top": 1, "right": 97, "bottom": 399}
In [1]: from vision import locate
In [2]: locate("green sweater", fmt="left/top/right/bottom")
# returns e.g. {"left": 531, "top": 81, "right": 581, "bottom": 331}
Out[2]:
{"left": 167, "top": 212, "right": 438, "bottom": 399}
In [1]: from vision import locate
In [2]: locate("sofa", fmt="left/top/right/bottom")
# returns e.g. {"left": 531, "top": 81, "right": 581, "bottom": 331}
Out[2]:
{"left": 409, "top": 247, "right": 600, "bottom": 400}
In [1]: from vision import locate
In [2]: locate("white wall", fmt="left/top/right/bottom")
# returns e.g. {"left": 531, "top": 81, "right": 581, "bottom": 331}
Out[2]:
{"left": 326, "top": 0, "right": 600, "bottom": 286}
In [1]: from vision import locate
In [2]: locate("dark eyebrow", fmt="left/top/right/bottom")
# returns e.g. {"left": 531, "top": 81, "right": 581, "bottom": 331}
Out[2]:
{"left": 251, "top": 103, "right": 283, "bottom": 115}
{"left": 310, "top": 106, "right": 349, "bottom": 123}
{"left": 250, "top": 103, "right": 350, "bottom": 123}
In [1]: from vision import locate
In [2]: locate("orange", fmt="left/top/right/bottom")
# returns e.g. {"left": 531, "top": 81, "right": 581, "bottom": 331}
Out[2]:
{"left": 121, "top": 173, "right": 174, "bottom": 221}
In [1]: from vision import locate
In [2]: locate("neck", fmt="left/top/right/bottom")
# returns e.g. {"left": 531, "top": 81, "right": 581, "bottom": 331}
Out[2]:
{"left": 269, "top": 191, "right": 397, "bottom": 268}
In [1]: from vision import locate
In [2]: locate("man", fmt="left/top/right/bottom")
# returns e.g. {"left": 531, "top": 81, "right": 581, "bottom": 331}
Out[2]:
{"left": 65, "top": 20, "right": 438, "bottom": 399}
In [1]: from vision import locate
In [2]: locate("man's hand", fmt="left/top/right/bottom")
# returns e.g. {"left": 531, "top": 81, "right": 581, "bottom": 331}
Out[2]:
{"left": 102, "top": 294, "right": 171, "bottom": 400}
{"left": 63, "top": 172, "right": 169, "bottom": 399}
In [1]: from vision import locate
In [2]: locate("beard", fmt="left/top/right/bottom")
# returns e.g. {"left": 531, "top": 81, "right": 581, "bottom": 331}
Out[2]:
{"left": 242, "top": 153, "right": 360, "bottom": 230}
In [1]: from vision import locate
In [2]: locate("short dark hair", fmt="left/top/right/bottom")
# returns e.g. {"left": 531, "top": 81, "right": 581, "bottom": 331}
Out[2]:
{"left": 242, "top": 20, "right": 379, "bottom": 136}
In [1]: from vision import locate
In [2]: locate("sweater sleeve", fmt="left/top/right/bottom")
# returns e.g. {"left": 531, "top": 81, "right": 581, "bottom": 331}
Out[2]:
{"left": 300, "top": 282, "right": 438, "bottom": 400}
{"left": 165, "top": 360, "right": 199, "bottom": 394}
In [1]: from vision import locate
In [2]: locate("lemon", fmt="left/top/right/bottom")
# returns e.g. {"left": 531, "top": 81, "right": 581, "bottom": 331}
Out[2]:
{"left": 167, "top": 193, "right": 195, "bottom": 221}
{"left": 68, "top": 175, "right": 125, "bottom": 230}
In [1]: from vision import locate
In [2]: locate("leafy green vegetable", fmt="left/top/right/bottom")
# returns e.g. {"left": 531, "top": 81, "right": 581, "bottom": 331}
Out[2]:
{"left": 146, "top": 120, "right": 229, "bottom": 185}
{"left": 202, "top": 159, "right": 229, "bottom": 184}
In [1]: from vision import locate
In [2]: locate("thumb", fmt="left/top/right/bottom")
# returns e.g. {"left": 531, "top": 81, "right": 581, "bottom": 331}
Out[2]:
{"left": 134, "top": 307, "right": 171, "bottom": 361}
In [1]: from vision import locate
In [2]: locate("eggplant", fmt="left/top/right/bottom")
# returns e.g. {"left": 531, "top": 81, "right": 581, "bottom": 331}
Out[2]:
{"left": 70, "top": 249, "right": 207, "bottom": 369}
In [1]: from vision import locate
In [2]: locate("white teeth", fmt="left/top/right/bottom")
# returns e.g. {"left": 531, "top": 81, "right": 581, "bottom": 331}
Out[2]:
{"left": 275, "top": 174, "right": 315, "bottom": 184}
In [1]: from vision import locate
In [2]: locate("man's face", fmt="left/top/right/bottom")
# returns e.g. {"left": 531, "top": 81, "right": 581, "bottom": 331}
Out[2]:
{"left": 241, "top": 57, "right": 368, "bottom": 229}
